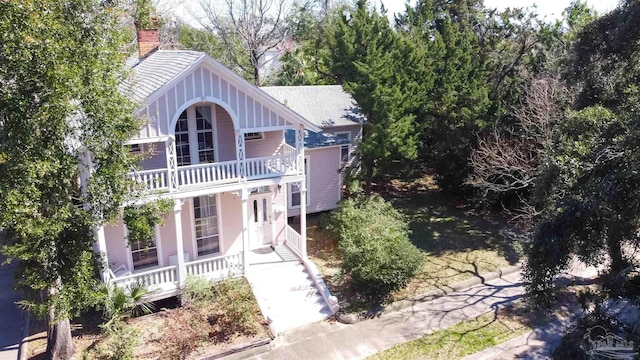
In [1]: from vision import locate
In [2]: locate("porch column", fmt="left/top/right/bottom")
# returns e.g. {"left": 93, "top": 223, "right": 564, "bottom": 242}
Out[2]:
{"left": 235, "top": 131, "right": 246, "bottom": 179}
{"left": 295, "top": 125, "right": 305, "bottom": 175}
{"left": 173, "top": 199, "right": 187, "bottom": 286}
{"left": 166, "top": 137, "right": 178, "bottom": 192}
{"left": 93, "top": 225, "right": 109, "bottom": 282}
{"left": 300, "top": 181, "right": 308, "bottom": 258}
{"left": 240, "top": 187, "right": 250, "bottom": 273}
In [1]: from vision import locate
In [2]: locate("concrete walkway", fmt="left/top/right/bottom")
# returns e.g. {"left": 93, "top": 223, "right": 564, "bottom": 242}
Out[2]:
{"left": 0, "top": 255, "right": 23, "bottom": 360}
{"left": 241, "top": 271, "right": 525, "bottom": 360}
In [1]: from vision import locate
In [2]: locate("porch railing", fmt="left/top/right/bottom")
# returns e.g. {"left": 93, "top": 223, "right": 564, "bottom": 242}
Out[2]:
{"left": 245, "top": 155, "right": 297, "bottom": 179}
{"left": 185, "top": 252, "right": 243, "bottom": 280}
{"left": 129, "top": 169, "right": 170, "bottom": 191}
{"left": 177, "top": 160, "right": 239, "bottom": 187}
{"left": 129, "top": 154, "right": 300, "bottom": 193}
{"left": 285, "top": 225, "right": 303, "bottom": 257}
{"left": 110, "top": 266, "right": 177, "bottom": 291}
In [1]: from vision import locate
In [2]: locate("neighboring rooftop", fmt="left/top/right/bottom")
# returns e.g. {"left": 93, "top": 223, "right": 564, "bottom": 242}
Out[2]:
{"left": 261, "top": 85, "right": 365, "bottom": 128}
{"left": 285, "top": 129, "right": 350, "bottom": 149}
{"left": 121, "top": 50, "right": 204, "bottom": 103}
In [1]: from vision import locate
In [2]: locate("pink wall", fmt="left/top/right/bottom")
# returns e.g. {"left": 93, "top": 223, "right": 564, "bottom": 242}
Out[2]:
{"left": 218, "top": 192, "right": 243, "bottom": 254}
{"left": 288, "top": 146, "right": 342, "bottom": 217}
{"left": 215, "top": 105, "right": 237, "bottom": 161}
{"left": 104, "top": 219, "right": 128, "bottom": 270}
{"left": 245, "top": 131, "right": 284, "bottom": 158}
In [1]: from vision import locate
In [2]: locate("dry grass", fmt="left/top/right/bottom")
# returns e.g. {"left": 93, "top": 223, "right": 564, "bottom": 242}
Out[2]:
{"left": 307, "top": 174, "right": 521, "bottom": 311}
{"left": 27, "top": 279, "right": 269, "bottom": 360}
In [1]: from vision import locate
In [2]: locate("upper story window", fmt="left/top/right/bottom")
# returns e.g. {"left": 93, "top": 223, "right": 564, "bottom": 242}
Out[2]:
{"left": 175, "top": 111, "right": 191, "bottom": 166}
{"left": 129, "top": 143, "right": 144, "bottom": 154}
{"left": 244, "top": 132, "right": 263, "bottom": 141}
{"left": 335, "top": 131, "right": 351, "bottom": 164}
{"left": 174, "top": 105, "right": 216, "bottom": 166}
{"left": 195, "top": 106, "right": 215, "bottom": 163}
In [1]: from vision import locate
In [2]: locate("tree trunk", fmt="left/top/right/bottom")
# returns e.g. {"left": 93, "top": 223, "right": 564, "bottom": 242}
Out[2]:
{"left": 607, "top": 234, "right": 627, "bottom": 277}
{"left": 46, "top": 312, "right": 75, "bottom": 360}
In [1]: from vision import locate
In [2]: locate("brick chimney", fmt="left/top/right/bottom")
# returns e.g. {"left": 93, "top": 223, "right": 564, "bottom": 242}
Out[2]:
{"left": 136, "top": 17, "right": 159, "bottom": 59}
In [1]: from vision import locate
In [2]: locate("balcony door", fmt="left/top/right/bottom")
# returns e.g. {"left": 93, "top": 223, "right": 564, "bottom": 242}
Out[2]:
{"left": 248, "top": 191, "right": 272, "bottom": 249}
{"left": 174, "top": 105, "right": 217, "bottom": 166}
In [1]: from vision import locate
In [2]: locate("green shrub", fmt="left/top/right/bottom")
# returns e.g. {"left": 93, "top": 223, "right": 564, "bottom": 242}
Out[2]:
{"left": 325, "top": 195, "right": 423, "bottom": 302}
{"left": 94, "top": 321, "right": 139, "bottom": 360}
{"left": 182, "top": 275, "right": 214, "bottom": 305}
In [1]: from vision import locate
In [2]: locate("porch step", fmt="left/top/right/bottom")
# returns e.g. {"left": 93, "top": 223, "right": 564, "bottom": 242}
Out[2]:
{"left": 247, "top": 262, "right": 334, "bottom": 334}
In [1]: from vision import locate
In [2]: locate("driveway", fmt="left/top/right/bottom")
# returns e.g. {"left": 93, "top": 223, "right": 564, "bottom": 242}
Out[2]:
{"left": 0, "top": 254, "right": 23, "bottom": 360}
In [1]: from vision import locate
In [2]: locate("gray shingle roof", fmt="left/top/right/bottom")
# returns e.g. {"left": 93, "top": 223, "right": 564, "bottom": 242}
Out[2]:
{"left": 121, "top": 50, "right": 204, "bottom": 103}
{"left": 260, "top": 85, "right": 365, "bottom": 128}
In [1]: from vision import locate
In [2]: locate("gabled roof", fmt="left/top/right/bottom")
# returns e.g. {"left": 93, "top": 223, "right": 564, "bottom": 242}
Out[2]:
{"left": 260, "top": 85, "right": 365, "bottom": 128}
{"left": 119, "top": 50, "right": 322, "bottom": 132}
{"left": 122, "top": 50, "right": 205, "bottom": 103}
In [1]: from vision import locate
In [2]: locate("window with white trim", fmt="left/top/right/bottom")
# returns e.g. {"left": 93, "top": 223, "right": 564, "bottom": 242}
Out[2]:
{"left": 288, "top": 158, "right": 309, "bottom": 208}
{"left": 175, "top": 110, "right": 191, "bottom": 166}
{"left": 195, "top": 106, "right": 215, "bottom": 163}
{"left": 130, "top": 238, "right": 158, "bottom": 270}
{"left": 129, "top": 143, "right": 144, "bottom": 154}
{"left": 193, "top": 196, "right": 220, "bottom": 256}
{"left": 244, "top": 132, "right": 263, "bottom": 140}
{"left": 335, "top": 132, "right": 351, "bottom": 164}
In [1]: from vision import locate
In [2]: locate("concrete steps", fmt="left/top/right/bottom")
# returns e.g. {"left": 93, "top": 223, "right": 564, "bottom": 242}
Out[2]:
{"left": 248, "top": 261, "right": 334, "bottom": 334}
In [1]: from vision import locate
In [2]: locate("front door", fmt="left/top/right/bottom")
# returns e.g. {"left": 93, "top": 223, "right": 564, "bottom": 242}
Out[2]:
{"left": 249, "top": 193, "right": 272, "bottom": 249}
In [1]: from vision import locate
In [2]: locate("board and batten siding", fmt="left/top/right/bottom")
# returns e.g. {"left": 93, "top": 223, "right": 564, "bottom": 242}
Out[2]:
{"left": 288, "top": 146, "right": 342, "bottom": 216}
{"left": 134, "top": 64, "right": 296, "bottom": 141}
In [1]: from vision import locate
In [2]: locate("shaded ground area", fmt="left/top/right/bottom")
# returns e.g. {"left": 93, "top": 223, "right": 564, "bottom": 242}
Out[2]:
{"left": 307, "top": 174, "right": 521, "bottom": 311}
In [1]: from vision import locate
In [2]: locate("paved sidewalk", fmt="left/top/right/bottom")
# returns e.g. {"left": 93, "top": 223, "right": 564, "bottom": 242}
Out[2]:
{"left": 0, "top": 255, "right": 23, "bottom": 360}
{"left": 242, "top": 271, "right": 525, "bottom": 360}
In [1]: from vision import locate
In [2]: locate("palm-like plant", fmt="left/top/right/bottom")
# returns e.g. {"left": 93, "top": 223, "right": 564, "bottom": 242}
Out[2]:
{"left": 100, "top": 282, "right": 156, "bottom": 329}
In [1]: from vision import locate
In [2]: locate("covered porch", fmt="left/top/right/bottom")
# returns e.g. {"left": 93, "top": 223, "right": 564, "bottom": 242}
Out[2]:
{"left": 95, "top": 183, "right": 308, "bottom": 298}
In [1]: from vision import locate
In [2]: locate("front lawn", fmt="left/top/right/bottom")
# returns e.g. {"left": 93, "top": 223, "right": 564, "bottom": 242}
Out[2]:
{"left": 307, "top": 174, "right": 521, "bottom": 311}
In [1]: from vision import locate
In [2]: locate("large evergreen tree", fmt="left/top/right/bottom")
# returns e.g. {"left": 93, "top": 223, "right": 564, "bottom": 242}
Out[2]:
{"left": 0, "top": 1, "right": 140, "bottom": 358}
{"left": 328, "top": 0, "right": 430, "bottom": 192}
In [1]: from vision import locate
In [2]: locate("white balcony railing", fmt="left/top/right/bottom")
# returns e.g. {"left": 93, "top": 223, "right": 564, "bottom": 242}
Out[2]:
{"left": 177, "top": 160, "right": 238, "bottom": 187}
{"left": 129, "top": 154, "right": 300, "bottom": 193}
{"left": 246, "top": 155, "right": 297, "bottom": 179}
{"left": 185, "top": 252, "right": 243, "bottom": 280}
{"left": 110, "top": 266, "right": 177, "bottom": 292}
{"left": 285, "top": 225, "right": 303, "bottom": 257}
{"left": 129, "top": 169, "right": 170, "bottom": 191}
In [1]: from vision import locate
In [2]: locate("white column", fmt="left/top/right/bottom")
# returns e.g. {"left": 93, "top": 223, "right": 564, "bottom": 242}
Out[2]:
{"left": 166, "top": 138, "right": 178, "bottom": 192}
{"left": 295, "top": 125, "right": 305, "bottom": 175}
{"left": 300, "top": 182, "right": 307, "bottom": 258}
{"left": 174, "top": 199, "right": 187, "bottom": 286}
{"left": 240, "top": 187, "right": 250, "bottom": 273}
{"left": 93, "top": 225, "right": 109, "bottom": 282}
{"left": 235, "top": 130, "right": 246, "bottom": 179}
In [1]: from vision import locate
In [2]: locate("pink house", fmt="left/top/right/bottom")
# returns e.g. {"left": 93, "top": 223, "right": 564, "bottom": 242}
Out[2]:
{"left": 94, "top": 27, "right": 362, "bottom": 331}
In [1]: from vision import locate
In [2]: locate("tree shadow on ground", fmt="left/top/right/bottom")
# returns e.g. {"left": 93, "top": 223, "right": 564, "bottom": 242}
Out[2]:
{"left": 378, "top": 176, "right": 521, "bottom": 265}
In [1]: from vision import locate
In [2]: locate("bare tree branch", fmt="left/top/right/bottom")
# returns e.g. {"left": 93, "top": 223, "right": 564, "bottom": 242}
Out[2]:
{"left": 196, "top": 0, "right": 293, "bottom": 85}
